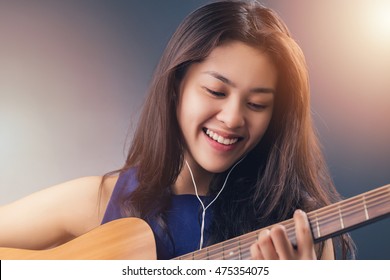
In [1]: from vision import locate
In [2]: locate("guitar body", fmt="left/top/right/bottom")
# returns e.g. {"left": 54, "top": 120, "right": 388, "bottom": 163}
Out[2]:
{"left": 0, "top": 218, "right": 157, "bottom": 260}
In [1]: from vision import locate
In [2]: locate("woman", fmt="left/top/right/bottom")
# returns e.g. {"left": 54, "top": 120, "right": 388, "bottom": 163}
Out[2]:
{"left": 0, "top": 0, "right": 354, "bottom": 259}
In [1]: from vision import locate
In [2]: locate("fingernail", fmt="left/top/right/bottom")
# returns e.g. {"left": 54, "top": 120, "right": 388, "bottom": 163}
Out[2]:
{"left": 259, "top": 229, "right": 271, "bottom": 237}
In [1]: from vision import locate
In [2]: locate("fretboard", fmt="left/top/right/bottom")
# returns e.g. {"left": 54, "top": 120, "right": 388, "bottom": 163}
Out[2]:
{"left": 174, "top": 184, "right": 390, "bottom": 260}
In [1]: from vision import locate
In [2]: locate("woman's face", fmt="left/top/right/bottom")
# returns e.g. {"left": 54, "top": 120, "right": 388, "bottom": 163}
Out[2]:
{"left": 177, "top": 41, "right": 277, "bottom": 174}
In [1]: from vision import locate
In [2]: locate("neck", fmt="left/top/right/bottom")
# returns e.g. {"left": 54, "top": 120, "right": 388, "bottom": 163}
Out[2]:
{"left": 173, "top": 159, "right": 213, "bottom": 196}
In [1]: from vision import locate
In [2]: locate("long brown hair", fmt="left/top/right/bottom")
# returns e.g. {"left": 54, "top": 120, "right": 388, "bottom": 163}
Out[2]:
{"left": 105, "top": 0, "right": 355, "bottom": 259}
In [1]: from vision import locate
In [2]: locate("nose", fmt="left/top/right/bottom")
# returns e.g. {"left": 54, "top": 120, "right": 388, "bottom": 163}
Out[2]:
{"left": 216, "top": 98, "right": 245, "bottom": 129}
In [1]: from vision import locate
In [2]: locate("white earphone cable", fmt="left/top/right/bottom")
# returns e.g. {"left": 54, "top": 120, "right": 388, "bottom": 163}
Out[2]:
{"left": 185, "top": 156, "right": 246, "bottom": 249}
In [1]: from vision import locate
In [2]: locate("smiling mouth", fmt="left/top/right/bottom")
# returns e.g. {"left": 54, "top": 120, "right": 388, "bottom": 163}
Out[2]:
{"left": 203, "top": 128, "right": 242, "bottom": 146}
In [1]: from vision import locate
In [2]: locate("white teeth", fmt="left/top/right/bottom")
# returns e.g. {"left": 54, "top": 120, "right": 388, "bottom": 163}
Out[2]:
{"left": 205, "top": 129, "right": 239, "bottom": 145}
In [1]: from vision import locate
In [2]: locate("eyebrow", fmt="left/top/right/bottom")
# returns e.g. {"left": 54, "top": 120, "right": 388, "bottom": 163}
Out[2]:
{"left": 203, "top": 71, "right": 275, "bottom": 94}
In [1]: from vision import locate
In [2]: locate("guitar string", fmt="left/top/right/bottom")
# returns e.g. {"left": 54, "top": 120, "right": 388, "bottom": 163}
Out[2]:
{"left": 278, "top": 187, "right": 390, "bottom": 240}
{"left": 286, "top": 185, "right": 390, "bottom": 236}
{"left": 183, "top": 189, "right": 390, "bottom": 260}
{"left": 308, "top": 196, "right": 390, "bottom": 234}
{"left": 177, "top": 186, "right": 390, "bottom": 260}
{"left": 279, "top": 185, "right": 390, "bottom": 234}
{"left": 319, "top": 186, "right": 389, "bottom": 218}
{"left": 289, "top": 187, "right": 388, "bottom": 222}
{"left": 220, "top": 187, "right": 390, "bottom": 259}
{"left": 176, "top": 186, "right": 390, "bottom": 260}
{"left": 183, "top": 196, "right": 389, "bottom": 260}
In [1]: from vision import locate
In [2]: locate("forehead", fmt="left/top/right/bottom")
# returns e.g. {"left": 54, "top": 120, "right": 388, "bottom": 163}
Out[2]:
{"left": 183, "top": 41, "right": 278, "bottom": 89}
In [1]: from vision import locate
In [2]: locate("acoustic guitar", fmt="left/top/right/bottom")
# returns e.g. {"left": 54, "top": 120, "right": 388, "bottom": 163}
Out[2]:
{"left": 0, "top": 184, "right": 389, "bottom": 260}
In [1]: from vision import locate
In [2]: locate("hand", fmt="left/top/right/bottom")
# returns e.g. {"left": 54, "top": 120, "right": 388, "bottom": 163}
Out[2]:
{"left": 250, "top": 209, "right": 316, "bottom": 260}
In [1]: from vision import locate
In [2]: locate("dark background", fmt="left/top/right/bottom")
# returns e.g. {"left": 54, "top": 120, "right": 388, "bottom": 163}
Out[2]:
{"left": 0, "top": 0, "right": 389, "bottom": 259}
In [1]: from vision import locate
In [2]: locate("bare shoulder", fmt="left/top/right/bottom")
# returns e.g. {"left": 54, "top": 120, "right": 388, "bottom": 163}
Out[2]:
{"left": 0, "top": 175, "right": 118, "bottom": 250}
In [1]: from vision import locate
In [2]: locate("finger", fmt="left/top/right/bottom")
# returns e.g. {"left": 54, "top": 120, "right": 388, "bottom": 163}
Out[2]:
{"left": 250, "top": 242, "right": 264, "bottom": 260}
{"left": 294, "top": 209, "right": 316, "bottom": 259}
{"left": 256, "top": 229, "right": 279, "bottom": 260}
{"left": 269, "top": 224, "right": 295, "bottom": 260}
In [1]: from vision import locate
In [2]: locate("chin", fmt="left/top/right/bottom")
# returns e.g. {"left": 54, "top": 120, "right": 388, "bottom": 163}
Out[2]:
{"left": 202, "top": 163, "right": 234, "bottom": 174}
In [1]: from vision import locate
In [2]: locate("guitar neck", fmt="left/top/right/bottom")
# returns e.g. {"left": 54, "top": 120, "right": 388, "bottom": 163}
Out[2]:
{"left": 292, "top": 184, "right": 390, "bottom": 244}
{"left": 175, "top": 184, "right": 390, "bottom": 260}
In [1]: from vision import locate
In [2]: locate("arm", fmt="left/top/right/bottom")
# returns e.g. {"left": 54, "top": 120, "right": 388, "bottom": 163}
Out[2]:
{"left": 0, "top": 176, "right": 117, "bottom": 250}
{"left": 250, "top": 210, "right": 335, "bottom": 260}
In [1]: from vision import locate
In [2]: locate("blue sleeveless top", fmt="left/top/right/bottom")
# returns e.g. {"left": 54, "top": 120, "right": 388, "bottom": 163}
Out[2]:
{"left": 102, "top": 168, "right": 214, "bottom": 259}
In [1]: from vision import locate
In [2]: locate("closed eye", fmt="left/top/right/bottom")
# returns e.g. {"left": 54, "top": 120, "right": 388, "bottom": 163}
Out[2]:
{"left": 248, "top": 102, "right": 267, "bottom": 111}
{"left": 204, "top": 87, "right": 225, "bottom": 97}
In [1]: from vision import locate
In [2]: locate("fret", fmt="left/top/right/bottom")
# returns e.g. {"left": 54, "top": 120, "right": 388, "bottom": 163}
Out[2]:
{"left": 172, "top": 184, "right": 390, "bottom": 260}
{"left": 221, "top": 240, "right": 237, "bottom": 260}
{"left": 362, "top": 195, "right": 370, "bottom": 220}
{"left": 338, "top": 205, "right": 345, "bottom": 229}
{"left": 225, "top": 247, "right": 235, "bottom": 260}
{"left": 199, "top": 248, "right": 212, "bottom": 260}
{"left": 340, "top": 199, "right": 366, "bottom": 228}
{"left": 315, "top": 211, "right": 321, "bottom": 238}
{"left": 192, "top": 251, "right": 200, "bottom": 260}
{"left": 241, "top": 249, "right": 251, "bottom": 260}
{"left": 238, "top": 239, "right": 242, "bottom": 260}
{"left": 194, "top": 248, "right": 210, "bottom": 260}
{"left": 228, "top": 250, "right": 235, "bottom": 259}
{"left": 286, "top": 226, "right": 297, "bottom": 247}
{"left": 222, "top": 242, "right": 225, "bottom": 260}
{"left": 365, "top": 188, "right": 390, "bottom": 219}
{"left": 315, "top": 197, "right": 365, "bottom": 238}
{"left": 310, "top": 185, "right": 390, "bottom": 243}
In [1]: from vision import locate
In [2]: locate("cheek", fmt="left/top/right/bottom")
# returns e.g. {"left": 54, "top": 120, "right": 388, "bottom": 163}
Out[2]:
{"left": 177, "top": 91, "right": 202, "bottom": 138}
{"left": 249, "top": 112, "right": 273, "bottom": 145}
{"left": 178, "top": 89, "right": 214, "bottom": 124}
